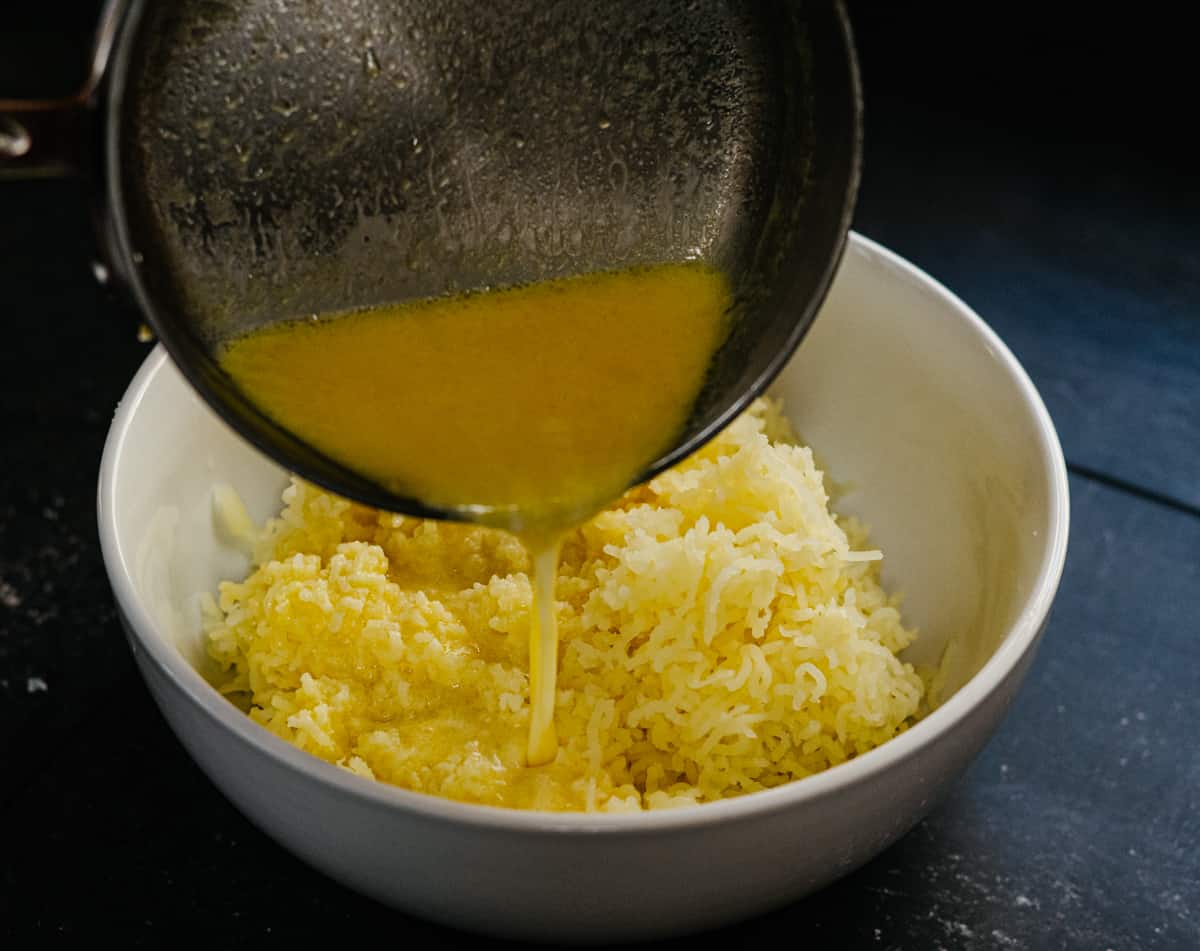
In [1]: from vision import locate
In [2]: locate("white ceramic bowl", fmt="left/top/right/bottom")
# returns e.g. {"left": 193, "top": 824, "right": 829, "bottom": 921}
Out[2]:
{"left": 99, "top": 233, "right": 1069, "bottom": 942}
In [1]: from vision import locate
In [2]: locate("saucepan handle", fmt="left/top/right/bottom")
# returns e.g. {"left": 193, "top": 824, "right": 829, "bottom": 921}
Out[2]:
{"left": 0, "top": 0, "right": 125, "bottom": 179}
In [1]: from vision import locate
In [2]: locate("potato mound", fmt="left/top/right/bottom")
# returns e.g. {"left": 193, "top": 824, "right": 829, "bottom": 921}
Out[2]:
{"left": 206, "top": 399, "right": 925, "bottom": 811}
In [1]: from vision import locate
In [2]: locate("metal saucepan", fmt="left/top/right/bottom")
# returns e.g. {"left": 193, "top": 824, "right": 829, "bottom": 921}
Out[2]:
{"left": 1, "top": 0, "right": 861, "bottom": 519}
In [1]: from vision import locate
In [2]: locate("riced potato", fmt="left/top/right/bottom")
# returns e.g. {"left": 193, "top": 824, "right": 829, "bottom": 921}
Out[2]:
{"left": 206, "top": 399, "right": 926, "bottom": 811}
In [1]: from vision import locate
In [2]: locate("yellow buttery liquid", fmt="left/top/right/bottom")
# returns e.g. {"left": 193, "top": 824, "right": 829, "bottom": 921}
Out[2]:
{"left": 219, "top": 263, "right": 731, "bottom": 764}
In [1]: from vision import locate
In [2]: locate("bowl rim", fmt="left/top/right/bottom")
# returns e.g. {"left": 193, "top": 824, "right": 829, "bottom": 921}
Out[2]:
{"left": 98, "top": 231, "right": 1070, "bottom": 834}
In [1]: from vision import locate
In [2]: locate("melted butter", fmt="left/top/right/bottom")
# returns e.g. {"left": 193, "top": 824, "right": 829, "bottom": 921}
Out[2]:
{"left": 219, "top": 263, "right": 731, "bottom": 765}
{"left": 525, "top": 535, "right": 564, "bottom": 766}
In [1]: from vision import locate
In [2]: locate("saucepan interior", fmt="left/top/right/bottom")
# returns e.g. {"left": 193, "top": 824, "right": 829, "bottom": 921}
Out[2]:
{"left": 103, "top": 0, "right": 861, "bottom": 517}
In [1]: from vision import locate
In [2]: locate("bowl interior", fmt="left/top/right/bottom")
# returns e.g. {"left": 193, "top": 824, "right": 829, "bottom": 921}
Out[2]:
{"left": 778, "top": 238, "right": 1061, "bottom": 692}
{"left": 105, "top": 233, "right": 1063, "bottom": 761}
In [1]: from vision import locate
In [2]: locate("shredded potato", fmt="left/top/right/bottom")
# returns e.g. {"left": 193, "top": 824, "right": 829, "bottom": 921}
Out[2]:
{"left": 206, "top": 399, "right": 925, "bottom": 811}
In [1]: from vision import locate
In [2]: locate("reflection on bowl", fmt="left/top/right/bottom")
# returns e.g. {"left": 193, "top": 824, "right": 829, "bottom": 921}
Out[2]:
{"left": 98, "top": 233, "right": 1069, "bottom": 941}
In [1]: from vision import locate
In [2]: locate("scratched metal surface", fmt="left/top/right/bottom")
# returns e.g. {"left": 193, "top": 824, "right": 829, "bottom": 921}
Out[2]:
{"left": 2, "top": 5, "right": 1198, "bottom": 948}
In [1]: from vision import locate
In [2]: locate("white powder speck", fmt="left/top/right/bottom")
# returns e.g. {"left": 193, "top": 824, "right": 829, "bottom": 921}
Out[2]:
{"left": 42, "top": 507, "right": 59, "bottom": 521}
{"left": 1119, "top": 716, "right": 1130, "bottom": 726}
{"left": 27, "top": 676, "right": 48, "bottom": 693}
{"left": 1015, "top": 895, "right": 1034, "bottom": 907}
{"left": 0, "top": 582, "right": 20, "bottom": 608}
{"left": 1135, "top": 710, "right": 1147, "bottom": 721}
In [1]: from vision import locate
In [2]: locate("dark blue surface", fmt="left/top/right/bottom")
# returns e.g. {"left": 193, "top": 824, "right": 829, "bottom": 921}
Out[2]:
{"left": 2, "top": 7, "right": 1198, "bottom": 948}
{"left": 855, "top": 121, "right": 1200, "bottom": 513}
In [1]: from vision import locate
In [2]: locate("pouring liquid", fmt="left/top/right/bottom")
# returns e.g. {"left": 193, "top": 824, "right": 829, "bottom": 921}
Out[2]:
{"left": 525, "top": 535, "right": 564, "bottom": 765}
{"left": 219, "top": 263, "right": 731, "bottom": 765}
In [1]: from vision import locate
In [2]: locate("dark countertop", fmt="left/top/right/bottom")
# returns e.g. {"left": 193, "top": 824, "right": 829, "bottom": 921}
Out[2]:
{"left": 2, "top": 7, "right": 1197, "bottom": 948}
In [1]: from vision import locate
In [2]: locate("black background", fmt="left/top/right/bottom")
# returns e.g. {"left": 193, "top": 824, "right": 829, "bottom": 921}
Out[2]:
{"left": 2, "top": 4, "right": 1198, "bottom": 948}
